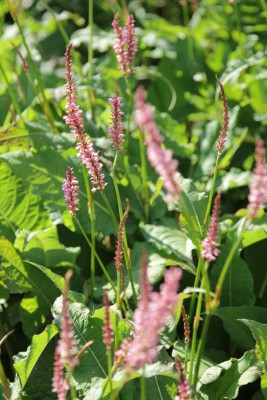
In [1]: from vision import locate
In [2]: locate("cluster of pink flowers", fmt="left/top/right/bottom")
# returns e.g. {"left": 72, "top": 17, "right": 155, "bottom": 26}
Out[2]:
{"left": 108, "top": 94, "right": 124, "bottom": 151}
{"left": 174, "top": 359, "right": 192, "bottom": 400}
{"left": 112, "top": 13, "right": 137, "bottom": 77}
{"left": 62, "top": 167, "right": 79, "bottom": 216}
{"left": 135, "top": 86, "right": 180, "bottom": 201}
{"left": 116, "top": 256, "right": 182, "bottom": 370}
{"left": 64, "top": 44, "right": 107, "bottom": 192}
{"left": 201, "top": 192, "right": 221, "bottom": 262}
{"left": 102, "top": 292, "right": 114, "bottom": 352}
{"left": 248, "top": 140, "right": 267, "bottom": 219}
{"left": 52, "top": 289, "right": 78, "bottom": 400}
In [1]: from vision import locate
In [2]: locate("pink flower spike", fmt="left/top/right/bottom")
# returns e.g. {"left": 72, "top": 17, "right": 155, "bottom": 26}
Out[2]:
{"left": 108, "top": 94, "right": 124, "bottom": 151}
{"left": 134, "top": 86, "right": 180, "bottom": 202}
{"left": 174, "top": 358, "right": 192, "bottom": 400}
{"left": 62, "top": 167, "right": 79, "bottom": 216}
{"left": 115, "top": 255, "right": 182, "bottom": 370}
{"left": 102, "top": 292, "right": 114, "bottom": 352}
{"left": 112, "top": 13, "right": 137, "bottom": 77}
{"left": 248, "top": 140, "right": 267, "bottom": 219}
{"left": 201, "top": 192, "right": 221, "bottom": 262}
{"left": 52, "top": 271, "right": 79, "bottom": 400}
{"left": 64, "top": 44, "right": 107, "bottom": 192}
{"left": 216, "top": 78, "right": 229, "bottom": 155}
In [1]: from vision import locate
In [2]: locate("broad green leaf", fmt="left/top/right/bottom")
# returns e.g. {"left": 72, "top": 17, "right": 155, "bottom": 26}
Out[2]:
{"left": 15, "top": 227, "right": 80, "bottom": 268}
{"left": 199, "top": 351, "right": 261, "bottom": 399}
{"left": 13, "top": 324, "right": 58, "bottom": 389}
{"left": 52, "top": 299, "right": 131, "bottom": 396}
{"left": 242, "top": 216, "right": 267, "bottom": 247}
{"left": 23, "top": 260, "right": 85, "bottom": 304}
{"left": 239, "top": 319, "right": 267, "bottom": 396}
{"left": 176, "top": 177, "right": 207, "bottom": 251}
{"left": 140, "top": 225, "right": 195, "bottom": 273}
{"left": 215, "top": 307, "right": 267, "bottom": 350}
{"left": 0, "top": 162, "right": 50, "bottom": 240}
{"left": 0, "top": 239, "right": 32, "bottom": 293}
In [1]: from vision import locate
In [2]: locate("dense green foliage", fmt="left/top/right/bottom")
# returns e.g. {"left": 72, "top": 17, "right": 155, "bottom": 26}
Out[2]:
{"left": 0, "top": 0, "right": 267, "bottom": 399}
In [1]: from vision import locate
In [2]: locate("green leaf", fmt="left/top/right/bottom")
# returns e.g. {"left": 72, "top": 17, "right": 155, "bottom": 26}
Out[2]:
{"left": 52, "top": 299, "right": 130, "bottom": 396}
{"left": 15, "top": 227, "right": 80, "bottom": 269}
{"left": 176, "top": 177, "right": 207, "bottom": 251}
{"left": 199, "top": 351, "right": 261, "bottom": 400}
{"left": 140, "top": 225, "right": 195, "bottom": 273}
{"left": 242, "top": 216, "right": 267, "bottom": 247}
{"left": 13, "top": 324, "right": 58, "bottom": 389}
{"left": 0, "top": 162, "right": 50, "bottom": 240}
{"left": 215, "top": 307, "right": 267, "bottom": 350}
{"left": 239, "top": 319, "right": 267, "bottom": 396}
{"left": 0, "top": 239, "right": 32, "bottom": 293}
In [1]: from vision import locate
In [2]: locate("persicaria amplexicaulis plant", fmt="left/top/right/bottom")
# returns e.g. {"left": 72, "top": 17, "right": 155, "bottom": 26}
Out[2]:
{"left": 64, "top": 43, "right": 107, "bottom": 192}
{"left": 174, "top": 358, "right": 192, "bottom": 400}
{"left": 216, "top": 77, "right": 229, "bottom": 155}
{"left": 102, "top": 292, "right": 114, "bottom": 352}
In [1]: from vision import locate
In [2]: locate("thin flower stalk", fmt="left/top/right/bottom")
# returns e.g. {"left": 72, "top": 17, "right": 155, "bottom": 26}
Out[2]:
{"left": 62, "top": 167, "right": 79, "bottom": 216}
{"left": 112, "top": 13, "right": 137, "bottom": 77}
{"left": 108, "top": 94, "right": 124, "bottom": 151}
{"left": 201, "top": 192, "right": 221, "bottom": 262}
{"left": 64, "top": 44, "right": 107, "bottom": 192}
{"left": 114, "top": 199, "right": 130, "bottom": 272}
{"left": 52, "top": 271, "right": 79, "bottom": 400}
{"left": 135, "top": 86, "right": 180, "bottom": 202}
{"left": 248, "top": 139, "right": 267, "bottom": 220}
{"left": 115, "top": 254, "right": 182, "bottom": 370}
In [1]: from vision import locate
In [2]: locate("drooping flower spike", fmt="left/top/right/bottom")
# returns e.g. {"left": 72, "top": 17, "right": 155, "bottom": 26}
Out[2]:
{"left": 115, "top": 253, "right": 182, "bottom": 370}
{"left": 201, "top": 192, "right": 221, "bottom": 262}
{"left": 248, "top": 139, "right": 267, "bottom": 219}
{"left": 134, "top": 85, "right": 180, "bottom": 202}
{"left": 64, "top": 44, "right": 107, "bottom": 192}
{"left": 62, "top": 166, "right": 79, "bottom": 216}
{"left": 112, "top": 13, "right": 137, "bottom": 77}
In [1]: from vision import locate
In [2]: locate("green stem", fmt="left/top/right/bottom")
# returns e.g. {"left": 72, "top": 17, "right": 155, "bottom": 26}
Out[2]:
{"left": 82, "top": 166, "right": 96, "bottom": 299}
{"left": 88, "top": 0, "right": 94, "bottom": 80}
{"left": 40, "top": 1, "right": 69, "bottom": 43}
{"left": 215, "top": 225, "right": 245, "bottom": 301}
{"left": 138, "top": 128, "right": 149, "bottom": 221}
{"left": 140, "top": 374, "right": 146, "bottom": 400}
{"left": 101, "top": 191, "right": 137, "bottom": 305}
{"left": 14, "top": 16, "right": 57, "bottom": 132}
{"left": 107, "top": 349, "right": 113, "bottom": 394}
{"left": 0, "top": 64, "right": 23, "bottom": 120}
{"left": 115, "top": 270, "right": 120, "bottom": 351}
{"left": 123, "top": 77, "right": 133, "bottom": 172}
{"left": 193, "top": 313, "right": 211, "bottom": 388}
{"left": 188, "top": 257, "right": 204, "bottom": 323}
{"left": 75, "top": 217, "right": 117, "bottom": 295}
{"left": 188, "top": 285, "right": 204, "bottom": 383}
{"left": 203, "top": 154, "right": 220, "bottom": 230}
